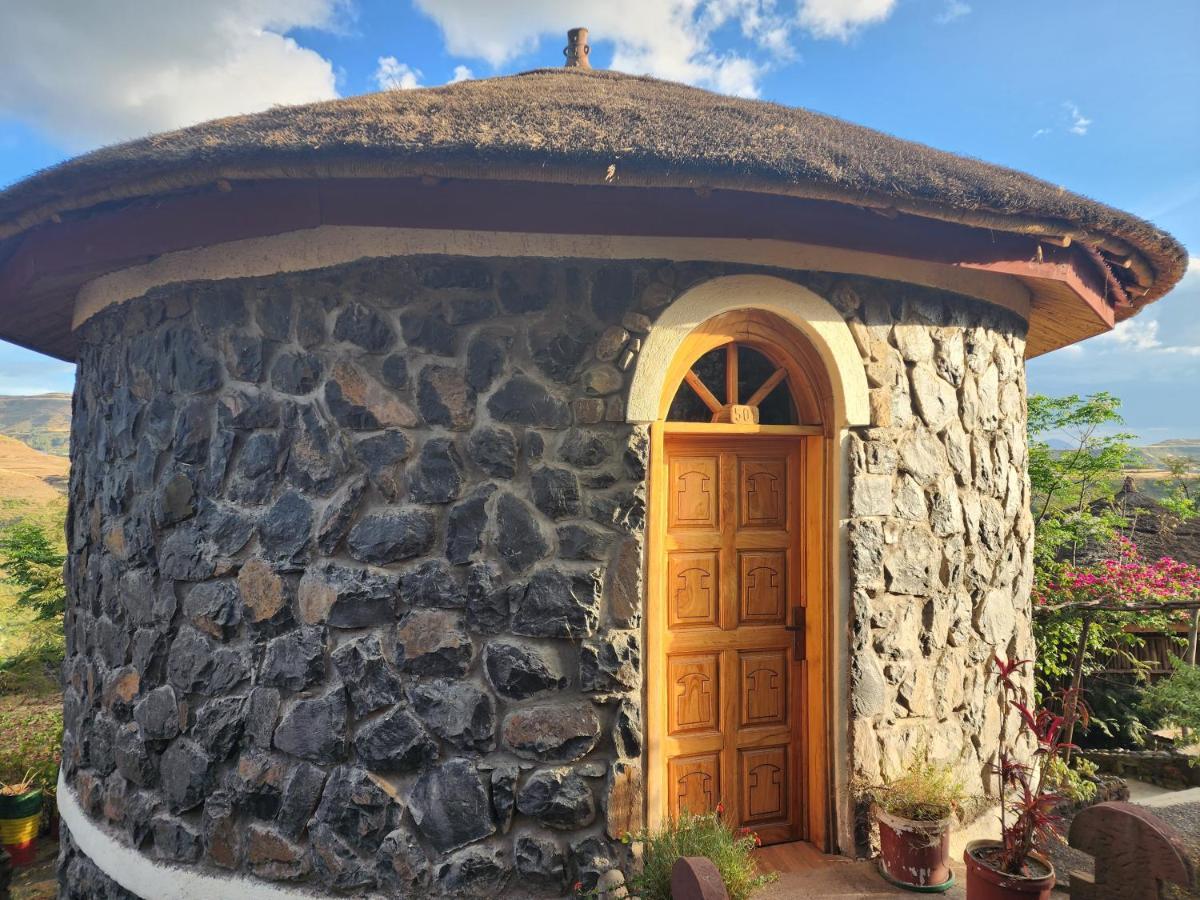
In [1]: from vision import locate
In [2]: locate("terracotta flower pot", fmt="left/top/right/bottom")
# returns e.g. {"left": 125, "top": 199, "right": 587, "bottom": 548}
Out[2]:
{"left": 876, "top": 806, "right": 954, "bottom": 892}
{"left": 0, "top": 787, "right": 42, "bottom": 868}
{"left": 963, "top": 840, "right": 1054, "bottom": 900}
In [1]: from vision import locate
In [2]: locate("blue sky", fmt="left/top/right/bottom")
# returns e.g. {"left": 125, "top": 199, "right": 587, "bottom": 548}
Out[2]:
{"left": 0, "top": 0, "right": 1196, "bottom": 439}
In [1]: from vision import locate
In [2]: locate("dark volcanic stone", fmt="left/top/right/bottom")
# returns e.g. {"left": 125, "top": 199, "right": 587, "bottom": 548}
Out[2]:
{"left": 157, "top": 525, "right": 217, "bottom": 581}
{"left": 331, "top": 633, "right": 404, "bottom": 716}
{"left": 173, "top": 398, "right": 212, "bottom": 465}
{"left": 466, "top": 332, "right": 509, "bottom": 392}
{"left": 512, "top": 568, "right": 601, "bottom": 639}
{"left": 182, "top": 580, "right": 241, "bottom": 639}
{"left": 531, "top": 466, "right": 582, "bottom": 519}
{"left": 409, "top": 758, "right": 495, "bottom": 853}
{"left": 531, "top": 320, "right": 591, "bottom": 383}
{"left": 155, "top": 471, "right": 196, "bottom": 526}
{"left": 400, "top": 309, "right": 455, "bottom": 355}
{"left": 487, "top": 376, "right": 570, "bottom": 427}
{"left": 296, "top": 298, "right": 327, "bottom": 348}
{"left": 224, "top": 333, "right": 265, "bottom": 382}
{"left": 409, "top": 679, "right": 496, "bottom": 752}
{"left": 517, "top": 768, "right": 596, "bottom": 830}
{"left": 152, "top": 814, "right": 203, "bottom": 863}
{"left": 347, "top": 509, "right": 435, "bottom": 565}
{"left": 246, "top": 687, "right": 281, "bottom": 750}
{"left": 114, "top": 723, "right": 156, "bottom": 787}
{"left": 354, "top": 707, "right": 437, "bottom": 773}
{"left": 400, "top": 559, "right": 465, "bottom": 609}
{"left": 467, "top": 427, "right": 517, "bottom": 479}
{"left": 221, "top": 389, "right": 280, "bottom": 429}
{"left": 259, "top": 491, "right": 313, "bottom": 563}
{"left": 227, "top": 751, "right": 287, "bottom": 818}
{"left": 515, "top": 834, "right": 566, "bottom": 891}
{"left": 275, "top": 762, "right": 327, "bottom": 839}
{"left": 607, "top": 537, "right": 642, "bottom": 628}
{"left": 418, "top": 365, "right": 476, "bottom": 431}
{"left": 446, "top": 485, "right": 495, "bottom": 565}
{"left": 256, "top": 293, "right": 292, "bottom": 341}
{"left": 191, "top": 695, "right": 247, "bottom": 760}
{"left": 160, "top": 738, "right": 213, "bottom": 812}
{"left": 167, "top": 627, "right": 249, "bottom": 696}
{"left": 613, "top": 698, "right": 643, "bottom": 759}
{"left": 496, "top": 493, "right": 548, "bottom": 573}
{"left": 376, "top": 827, "right": 432, "bottom": 894}
{"left": 409, "top": 437, "right": 464, "bottom": 504}
{"left": 464, "top": 562, "right": 511, "bottom": 634}
{"left": 556, "top": 523, "right": 614, "bottom": 561}
{"left": 247, "top": 822, "right": 310, "bottom": 881}
{"left": 353, "top": 430, "right": 411, "bottom": 501}
{"left": 134, "top": 685, "right": 180, "bottom": 741}
{"left": 380, "top": 353, "right": 409, "bottom": 390}
{"left": 285, "top": 402, "right": 351, "bottom": 495}
{"left": 591, "top": 265, "right": 635, "bottom": 320}
{"left": 325, "top": 361, "right": 417, "bottom": 430}
{"left": 435, "top": 844, "right": 510, "bottom": 896}
{"left": 312, "top": 765, "right": 395, "bottom": 852}
{"left": 310, "top": 822, "right": 378, "bottom": 892}
{"left": 570, "top": 835, "right": 616, "bottom": 892}
{"left": 270, "top": 351, "right": 324, "bottom": 394}
{"left": 444, "top": 295, "right": 495, "bottom": 326}
{"left": 261, "top": 626, "right": 326, "bottom": 692}
{"left": 559, "top": 429, "right": 611, "bottom": 468}
{"left": 502, "top": 705, "right": 600, "bottom": 763}
{"left": 580, "top": 631, "right": 640, "bottom": 693}
{"left": 202, "top": 792, "right": 241, "bottom": 868}
{"left": 315, "top": 474, "right": 366, "bottom": 555}
{"left": 491, "top": 764, "right": 517, "bottom": 834}
{"left": 273, "top": 688, "right": 347, "bottom": 764}
{"left": 484, "top": 641, "right": 569, "bottom": 700}
{"left": 299, "top": 563, "right": 401, "bottom": 628}
{"left": 333, "top": 302, "right": 395, "bottom": 352}
{"left": 394, "top": 609, "right": 473, "bottom": 677}
{"left": 498, "top": 265, "right": 549, "bottom": 313}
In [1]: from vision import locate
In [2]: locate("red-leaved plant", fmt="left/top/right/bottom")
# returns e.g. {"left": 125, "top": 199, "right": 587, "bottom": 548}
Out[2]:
{"left": 989, "top": 655, "right": 1088, "bottom": 876}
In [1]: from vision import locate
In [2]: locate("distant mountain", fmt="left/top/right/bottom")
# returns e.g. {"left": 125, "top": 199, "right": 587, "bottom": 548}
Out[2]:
{"left": 0, "top": 433, "right": 69, "bottom": 510}
{"left": 1135, "top": 439, "right": 1200, "bottom": 468}
{"left": 0, "top": 394, "right": 71, "bottom": 457}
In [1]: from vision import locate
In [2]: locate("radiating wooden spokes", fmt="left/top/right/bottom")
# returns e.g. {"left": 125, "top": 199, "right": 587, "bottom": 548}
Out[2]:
{"left": 684, "top": 343, "right": 787, "bottom": 424}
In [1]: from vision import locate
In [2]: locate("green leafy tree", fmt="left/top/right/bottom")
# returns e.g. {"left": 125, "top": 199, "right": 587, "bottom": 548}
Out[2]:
{"left": 1028, "top": 392, "right": 1132, "bottom": 567}
{"left": 1140, "top": 660, "right": 1200, "bottom": 761}
{"left": 0, "top": 521, "right": 66, "bottom": 620}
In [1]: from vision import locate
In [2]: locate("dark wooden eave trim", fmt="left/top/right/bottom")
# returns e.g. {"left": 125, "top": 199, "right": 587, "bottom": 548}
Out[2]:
{"left": 0, "top": 177, "right": 1118, "bottom": 362}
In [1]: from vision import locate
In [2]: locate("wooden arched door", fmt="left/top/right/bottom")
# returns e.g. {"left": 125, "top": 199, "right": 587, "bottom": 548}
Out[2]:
{"left": 646, "top": 310, "right": 830, "bottom": 849}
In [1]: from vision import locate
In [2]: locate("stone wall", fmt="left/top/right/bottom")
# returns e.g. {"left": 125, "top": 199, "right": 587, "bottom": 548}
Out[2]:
{"left": 61, "top": 252, "right": 1033, "bottom": 895}
{"left": 836, "top": 278, "right": 1035, "bottom": 853}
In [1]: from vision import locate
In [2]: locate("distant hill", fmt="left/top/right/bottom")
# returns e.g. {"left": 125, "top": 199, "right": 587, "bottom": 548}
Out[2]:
{"left": 0, "top": 394, "right": 71, "bottom": 457}
{"left": 1132, "top": 439, "right": 1200, "bottom": 468}
{"left": 0, "top": 434, "right": 69, "bottom": 525}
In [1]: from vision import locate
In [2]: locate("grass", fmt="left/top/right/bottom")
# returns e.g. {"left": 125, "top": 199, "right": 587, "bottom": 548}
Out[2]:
{"left": 627, "top": 810, "right": 777, "bottom": 900}
{"left": 0, "top": 693, "right": 62, "bottom": 803}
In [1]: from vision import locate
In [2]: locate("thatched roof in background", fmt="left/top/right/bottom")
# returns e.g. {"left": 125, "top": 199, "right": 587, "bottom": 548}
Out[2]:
{"left": 0, "top": 68, "right": 1187, "bottom": 303}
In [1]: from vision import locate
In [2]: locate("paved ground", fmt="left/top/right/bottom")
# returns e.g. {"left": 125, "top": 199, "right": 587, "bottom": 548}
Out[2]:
{"left": 7, "top": 835, "right": 56, "bottom": 900}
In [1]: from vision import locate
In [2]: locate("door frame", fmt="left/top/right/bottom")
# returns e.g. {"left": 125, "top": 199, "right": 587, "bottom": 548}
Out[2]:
{"left": 645, "top": 419, "right": 832, "bottom": 851}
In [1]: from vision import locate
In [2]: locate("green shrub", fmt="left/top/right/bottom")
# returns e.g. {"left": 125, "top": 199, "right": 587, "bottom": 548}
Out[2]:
{"left": 626, "top": 810, "right": 776, "bottom": 900}
{"left": 1043, "top": 755, "right": 1098, "bottom": 805}
{"left": 855, "top": 757, "right": 969, "bottom": 822}
{"left": 1141, "top": 659, "right": 1200, "bottom": 762}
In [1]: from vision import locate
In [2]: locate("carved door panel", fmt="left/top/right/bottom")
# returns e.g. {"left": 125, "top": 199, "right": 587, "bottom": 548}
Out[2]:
{"left": 661, "top": 435, "right": 807, "bottom": 846}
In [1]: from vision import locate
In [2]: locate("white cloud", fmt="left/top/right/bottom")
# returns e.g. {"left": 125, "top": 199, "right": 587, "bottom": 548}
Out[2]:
{"left": 1031, "top": 128, "right": 1051, "bottom": 139}
{"left": 1064, "top": 101, "right": 1092, "bottom": 136}
{"left": 797, "top": 0, "right": 897, "bottom": 40}
{"left": 449, "top": 65, "right": 475, "bottom": 83}
{"left": 409, "top": 0, "right": 801, "bottom": 97}
{"left": 1095, "top": 317, "right": 1200, "bottom": 356}
{"left": 0, "top": 0, "right": 344, "bottom": 149}
{"left": 934, "top": 0, "right": 970, "bottom": 24}
{"left": 374, "top": 57, "right": 423, "bottom": 90}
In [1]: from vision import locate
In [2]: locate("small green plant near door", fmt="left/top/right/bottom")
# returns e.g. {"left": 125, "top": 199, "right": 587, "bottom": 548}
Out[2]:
{"left": 623, "top": 808, "right": 776, "bottom": 900}
{"left": 1141, "top": 658, "right": 1200, "bottom": 762}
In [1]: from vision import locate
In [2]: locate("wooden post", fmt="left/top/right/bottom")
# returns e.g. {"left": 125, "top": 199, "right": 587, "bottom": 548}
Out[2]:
{"left": 1063, "top": 612, "right": 1093, "bottom": 764}
{"left": 1188, "top": 608, "right": 1199, "bottom": 666}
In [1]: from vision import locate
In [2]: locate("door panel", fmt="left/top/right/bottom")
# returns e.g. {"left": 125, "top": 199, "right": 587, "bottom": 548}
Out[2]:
{"left": 660, "top": 434, "right": 807, "bottom": 845}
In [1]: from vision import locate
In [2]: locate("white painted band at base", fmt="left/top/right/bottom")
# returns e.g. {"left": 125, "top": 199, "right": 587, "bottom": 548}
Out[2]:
{"left": 57, "top": 771, "right": 331, "bottom": 900}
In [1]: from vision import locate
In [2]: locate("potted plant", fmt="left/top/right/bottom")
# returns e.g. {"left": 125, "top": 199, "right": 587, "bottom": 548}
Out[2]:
{"left": 857, "top": 756, "right": 967, "bottom": 892}
{"left": 964, "top": 656, "right": 1081, "bottom": 900}
{"left": 0, "top": 772, "right": 42, "bottom": 867}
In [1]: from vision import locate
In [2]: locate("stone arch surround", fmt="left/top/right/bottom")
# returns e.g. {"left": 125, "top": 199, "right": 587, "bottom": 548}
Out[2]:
{"left": 58, "top": 252, "right": 1034, "bottom": 897}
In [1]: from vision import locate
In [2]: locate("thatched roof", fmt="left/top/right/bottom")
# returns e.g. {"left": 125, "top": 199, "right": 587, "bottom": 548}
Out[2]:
{"left": 0, "top": 68, "right": 1185, "bottom": 300}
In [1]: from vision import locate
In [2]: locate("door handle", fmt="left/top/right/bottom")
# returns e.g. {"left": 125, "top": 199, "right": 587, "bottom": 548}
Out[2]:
{"left": 785, "top": 606, "right": 806, "bottom": 662}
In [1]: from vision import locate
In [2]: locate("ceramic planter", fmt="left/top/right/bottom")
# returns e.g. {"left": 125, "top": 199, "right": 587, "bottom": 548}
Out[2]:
{"left": 876, "top": 806, "right": 954, "bottom": 892}
{"left": 0, "top": 787, "right": 42, "bottom": 867}
{"left": 963, "top": 839, "right": 1054, "bottom": 900}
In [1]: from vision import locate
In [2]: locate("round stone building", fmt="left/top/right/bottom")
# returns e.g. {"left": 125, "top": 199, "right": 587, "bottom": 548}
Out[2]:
{"left": 0, "top": 41, "right": 1186, "bottom": 900}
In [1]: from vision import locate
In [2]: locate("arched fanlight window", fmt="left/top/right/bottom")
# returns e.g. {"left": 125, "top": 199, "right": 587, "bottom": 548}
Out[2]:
{"left": 667, "top": 342, "right": 797, "bottom": 424}
{"left": 662, "top": 310, "right": 828, "bottom": 427}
